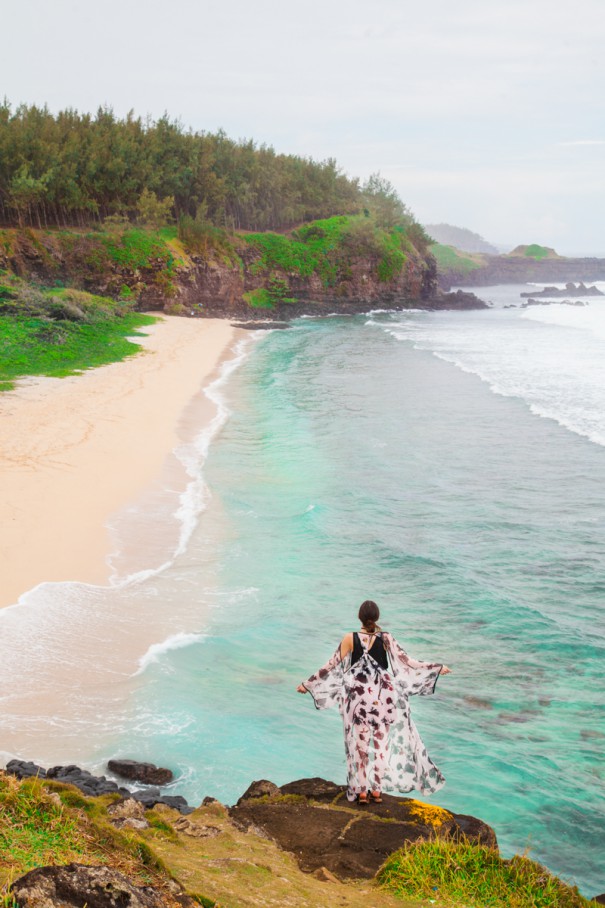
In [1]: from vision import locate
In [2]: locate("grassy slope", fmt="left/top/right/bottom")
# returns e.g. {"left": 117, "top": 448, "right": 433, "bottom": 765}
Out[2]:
{"left": 0, "top": 773, "right": 180, "bottom": 907}
{"left": 0, "top": 773, "right": 594, "bottom": 908}
{"left": 429, "top": 243, "right": 485, "bottom": 275}
{"left": 0, "top": 773, "right": 414, "bottom": 908}
{"left": 0, "top": 274, "right": 156, "bottom": 390}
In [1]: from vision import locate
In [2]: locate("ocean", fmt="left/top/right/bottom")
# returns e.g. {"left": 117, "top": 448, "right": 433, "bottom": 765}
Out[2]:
{"left": 1, "top": 283, "right": 604, "bottom": 896}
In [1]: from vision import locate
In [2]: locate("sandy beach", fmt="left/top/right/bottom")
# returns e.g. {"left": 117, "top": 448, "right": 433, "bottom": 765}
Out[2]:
{"left": 0, "top": 316, "right": 237, "bottom": 609}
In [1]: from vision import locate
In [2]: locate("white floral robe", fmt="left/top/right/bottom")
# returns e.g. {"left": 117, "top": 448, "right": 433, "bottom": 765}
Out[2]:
{"left": 303, "top": 631, "right": 445, "bottom": 800}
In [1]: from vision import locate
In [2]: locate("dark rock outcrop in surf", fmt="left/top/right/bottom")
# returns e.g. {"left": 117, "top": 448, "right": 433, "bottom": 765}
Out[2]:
{"left": 5, "top": 759, "right": 193, "bottom": 814}
{"left": 107, "top": 758, "right": 174, "bottom": 786}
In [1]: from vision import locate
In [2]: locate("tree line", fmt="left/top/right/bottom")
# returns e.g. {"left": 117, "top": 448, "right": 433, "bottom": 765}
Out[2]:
{"left": 0, "top": 102, "right": 412, "bottom": 233}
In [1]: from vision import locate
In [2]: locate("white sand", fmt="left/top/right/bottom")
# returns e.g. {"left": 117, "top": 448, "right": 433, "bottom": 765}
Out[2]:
{"left": 0, "top": 316, "right": 237, "bottom": 609}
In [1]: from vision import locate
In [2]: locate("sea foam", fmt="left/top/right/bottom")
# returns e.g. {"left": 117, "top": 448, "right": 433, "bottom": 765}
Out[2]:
{"left": 133, "top": 632, "right": 208, "bottom": 677}
{"left": 369, "top": 296, "right": 605, "bottom": 449}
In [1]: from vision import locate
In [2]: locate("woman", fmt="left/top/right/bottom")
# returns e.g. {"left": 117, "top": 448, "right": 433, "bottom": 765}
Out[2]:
{"left": 297, "top": 600, "right": 451, "bottom": 803}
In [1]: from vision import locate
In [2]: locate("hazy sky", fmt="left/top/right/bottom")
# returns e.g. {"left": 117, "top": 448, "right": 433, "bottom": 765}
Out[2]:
{"left": 3, "top": 0, "right": 604, "bottom": 253}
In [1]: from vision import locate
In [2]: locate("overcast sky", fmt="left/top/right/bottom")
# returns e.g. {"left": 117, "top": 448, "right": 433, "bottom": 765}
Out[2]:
{"left": 3, "top": 0, "right": 604, "bottom": 254}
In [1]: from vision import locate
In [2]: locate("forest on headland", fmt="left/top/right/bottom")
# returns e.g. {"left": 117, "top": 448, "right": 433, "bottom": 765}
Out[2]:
{"left": 0, "top": 102, "right": 452, "bottom": 390}
{"left": 0, "top": 102, "right": 412, "bottom": 232}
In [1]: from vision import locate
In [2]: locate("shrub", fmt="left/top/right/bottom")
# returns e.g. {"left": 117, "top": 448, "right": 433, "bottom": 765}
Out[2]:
{"left": 242, "top": 288, "right": 273, "bottom": 309}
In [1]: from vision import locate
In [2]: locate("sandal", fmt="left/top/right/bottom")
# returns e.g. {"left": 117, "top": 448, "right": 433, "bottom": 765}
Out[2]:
{"left": 358, "top": 792, "right": 369, "bottom": 804}
{"left": 370, "top": 791, "right": 383, "bottom": 803}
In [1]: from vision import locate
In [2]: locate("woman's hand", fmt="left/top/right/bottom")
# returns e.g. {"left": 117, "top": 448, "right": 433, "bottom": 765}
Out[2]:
{"left": 296, "top": 684, "right": 308, "bottom": 693}
{"left": 440, "top": 665, "right": 452, "bottom": 675}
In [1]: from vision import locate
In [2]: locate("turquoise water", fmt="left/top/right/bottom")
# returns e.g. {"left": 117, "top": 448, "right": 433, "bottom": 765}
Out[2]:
{"left": 123, "top": 290, "right": 604, "bottom": 895}
{"left": 1, "top": 286, "right": 604, "bottom": 896}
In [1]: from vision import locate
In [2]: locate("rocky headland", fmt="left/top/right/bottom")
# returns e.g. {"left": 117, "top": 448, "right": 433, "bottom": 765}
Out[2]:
{"left": 434, "top": 248, "right": 605, "bottom": 290}
{"left": 0, "top": 224, "right": 488, "bottom": 324}
{"left": 2, "top": 758, "right": 602, "bottom": 907}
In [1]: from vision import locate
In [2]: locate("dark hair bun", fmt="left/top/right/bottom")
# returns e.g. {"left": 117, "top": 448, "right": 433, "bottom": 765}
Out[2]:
{"left": 358, "top": 599, "right": 380, "bottom": 632}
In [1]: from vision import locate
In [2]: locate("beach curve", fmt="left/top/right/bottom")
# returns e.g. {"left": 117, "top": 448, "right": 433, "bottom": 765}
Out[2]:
{"left": 0, "top": 316, "right": 238, "bottom": 609}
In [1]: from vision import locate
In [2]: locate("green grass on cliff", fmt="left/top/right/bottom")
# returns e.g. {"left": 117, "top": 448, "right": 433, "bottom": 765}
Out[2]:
{"left": 0, "top": 773, "right": 176, "bottom": 905}
{"left": 379, "top": 839, "right": 592, "bottom": 908}
{"left": 244, "top": 214, "right": 410, "bottom": 289}
{"left": 509, "top": 243, "right": 558, "bottom": 261}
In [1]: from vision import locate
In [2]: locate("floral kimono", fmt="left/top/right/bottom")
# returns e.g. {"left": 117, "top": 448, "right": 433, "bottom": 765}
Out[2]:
{"left": 303, "top": 630, "right": 445, "bottom": 800}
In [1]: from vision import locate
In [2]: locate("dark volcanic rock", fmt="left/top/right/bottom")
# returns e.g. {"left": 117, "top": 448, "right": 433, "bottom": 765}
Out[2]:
{"left": 237, "top": 779, "right": 281, "bottom": 804}
{"left": 520, "top": 281, "right": 603, "bottom": 299}
{"left": 4, "top": 760, "right": 192, "bottom": 814}
{"left": 46, "top": 764, "right": 130, "bottom": 798}
{"left": 11, "top": 863, "right": 166, "bottom": 908}
{"left": 426, "top": 289, "right": 488, "bottom": 310}
{"left": 230, "top": 776, "right": 497, "bottom": 880}
{"left": 280, "top": 777, "right": 344, "bottom": 802}
{"left": 108, "top": 758, "right": 174, "bottom": 786}
{"left": 6, "top": 760, "right": 47, "bottom": 780}
{"left": 231, "top": 321, "right": 291, "bottom": 330}
{"left": 130, "top": 789, "right": 194, "bottom": 814}
{"left": 592, "top": 893, "right": 605, "bottom": 904}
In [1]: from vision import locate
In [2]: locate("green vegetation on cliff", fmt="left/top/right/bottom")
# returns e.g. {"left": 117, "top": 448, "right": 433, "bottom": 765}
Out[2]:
{"left": 0, "top": 773, "right": 177, "bottom": 905}
{"left": 0, "top": 772, "right": 595, "bottom": 908}
{"left": 0, "top": 209, "right": 435, "bottom": 318}
{"left": 245, "top": 214, "right": 421, "bottom": 289}
{"left": 510, "top": 243, "right": 559, "bottom": 261}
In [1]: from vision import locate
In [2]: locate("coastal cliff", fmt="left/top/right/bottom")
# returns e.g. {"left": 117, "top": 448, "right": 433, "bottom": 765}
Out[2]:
{"left": 0, "top": 219, "right": 486, "bottom": 322}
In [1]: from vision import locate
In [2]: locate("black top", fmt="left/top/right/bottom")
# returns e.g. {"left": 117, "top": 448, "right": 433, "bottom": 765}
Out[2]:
{"left": 351, "top": 631, "right": 389, "bottom": 669}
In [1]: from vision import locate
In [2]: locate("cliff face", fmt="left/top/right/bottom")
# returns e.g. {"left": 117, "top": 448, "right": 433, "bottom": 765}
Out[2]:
{"left": 167, "top": 244, "right": 437, "bottom": 317}
{"left": 0, "top": 224, "right": 486, "bottom": 318}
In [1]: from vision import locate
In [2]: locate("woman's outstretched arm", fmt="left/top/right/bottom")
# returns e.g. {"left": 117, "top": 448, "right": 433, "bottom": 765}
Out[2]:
{"left": 383, "top": 631, "right": 450, "bottom": 695}
{"left": 296, "top": 634, "right": 352, "bottom": 694}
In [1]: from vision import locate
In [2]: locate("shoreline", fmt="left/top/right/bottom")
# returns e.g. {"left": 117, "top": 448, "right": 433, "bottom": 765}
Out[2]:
{"left": 0, "top": 316, "right": 239, "bottom": 610}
